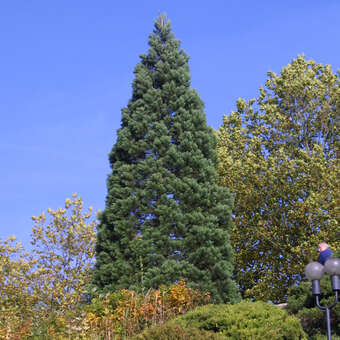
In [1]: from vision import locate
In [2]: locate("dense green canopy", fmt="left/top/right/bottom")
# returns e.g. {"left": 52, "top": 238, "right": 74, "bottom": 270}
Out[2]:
{"left": 217, "top": 56, "right": 339, "bottom": 302}
{"left": 93, "top": 15, "right": 239, "bottom": 303}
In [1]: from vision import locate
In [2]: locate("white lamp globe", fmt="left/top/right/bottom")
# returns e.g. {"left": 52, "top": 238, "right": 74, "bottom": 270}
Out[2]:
{"left": 305, "top": 262, "right": 325, "bottom": 281}
{"left": 324, "top": 258, "right": 340, "bottom": 276}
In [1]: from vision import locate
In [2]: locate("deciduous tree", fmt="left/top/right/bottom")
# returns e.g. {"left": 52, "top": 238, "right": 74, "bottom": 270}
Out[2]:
{"left": 0, "top": 194, "right": 97, "bottom": 337}
{"left": 217, "top": 56, "right": 340, "bottom": 302}
{"left": 30, "top": 194, "right": 97, "bottom": 312}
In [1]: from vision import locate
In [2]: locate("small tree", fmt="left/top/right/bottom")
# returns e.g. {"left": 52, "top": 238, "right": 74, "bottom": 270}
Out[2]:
{"left": 30, "top": 194, "right": 97, "bottom": 313}
{"left": 0, "top": 194, "right": 97, "bottom": 338}
{"left": 0, "top": 237, "right": 34, "bottom": 339}
{"left": 93, "top": 15, "right": 239, "bottom": 303}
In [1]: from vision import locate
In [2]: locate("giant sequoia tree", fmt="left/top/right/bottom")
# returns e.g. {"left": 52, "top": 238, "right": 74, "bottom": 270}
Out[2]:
{"left": 93, "top": 15, "right": 239, "bottom": 303}
{"left": 217, "top": 56, "right": 339, "bottom": 303}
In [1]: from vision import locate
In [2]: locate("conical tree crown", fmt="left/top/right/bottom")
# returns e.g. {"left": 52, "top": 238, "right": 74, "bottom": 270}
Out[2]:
{"left": 93, "top": 15, "right": 239, "bottom": 303}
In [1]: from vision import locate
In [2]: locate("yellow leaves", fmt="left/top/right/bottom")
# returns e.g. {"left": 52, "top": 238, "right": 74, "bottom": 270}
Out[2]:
{"left": 65, "top": 198, "right": 72, "bottom": 208}
{"left": 81, "top": 280, "right": 209, "bottom": 339}
{"left": 217, "top": 56, "right": 340, "bottom": 303}
{"left": 0, "top": 236, "right": 36, "bottom": 338}
{"left": 0, "top": 195, "right": 99, "bottom": 339}
{"left": 236, "top": 98, "right": 247, "bottom": 111}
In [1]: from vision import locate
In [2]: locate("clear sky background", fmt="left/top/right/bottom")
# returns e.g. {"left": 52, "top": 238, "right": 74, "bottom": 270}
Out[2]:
{"left": 1, "top": 1, "right": 339, "bottom": 250}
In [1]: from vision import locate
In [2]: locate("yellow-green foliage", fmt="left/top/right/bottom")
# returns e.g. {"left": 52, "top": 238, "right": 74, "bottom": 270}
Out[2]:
{"left": 217, "top": 55, "right": 340, "bottom": 302}
{"left": 168, "top": 300, "right": 307, "bottom": 339}
{"left": 0, "top": 195, "right": 211, "bottom": 340}
{"left": 0, "top": 237, "right": 34, "bottom": 339}
{"left": 0, "top": 194, "right": 97, "bottom": 339}
{"left": 82, "top": 279, "right": 210, "bottom": 339}
{"left": 30, "top": 194, "right": 97, "bottom": 313}
{"left": 311, "top": 335, "right": 340, "bottom": 340}
{"left": 131, "top": 324, "right": 224, "bottom": 340}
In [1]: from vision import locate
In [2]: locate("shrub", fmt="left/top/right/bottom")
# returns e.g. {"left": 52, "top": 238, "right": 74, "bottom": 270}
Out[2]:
{"left": 82, "top": 280, "right": 210, "bottom": 339}
{"left": 287, "top": 248, "right": 340, "bottom": 338}
{"left": 169, "top": 300, "right": 307, "bottom": 339}
{"left": 311, "top": 335, "right": 340, "bottom": 340}
{"left": 130, "top": 324, "right": 224, "bottom": 340}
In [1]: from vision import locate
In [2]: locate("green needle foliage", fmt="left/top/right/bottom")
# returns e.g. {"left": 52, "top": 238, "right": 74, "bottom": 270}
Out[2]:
{"left": 93, "top": 15, "right": 239, "bottom": 303}
{"left": 217, "top": 55, "right": 340, "bottom": 303}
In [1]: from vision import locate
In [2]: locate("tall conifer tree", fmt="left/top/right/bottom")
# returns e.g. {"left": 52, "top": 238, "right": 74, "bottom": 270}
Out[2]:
{"left": 93, "top": 15, "right": 239, "bottom": 303}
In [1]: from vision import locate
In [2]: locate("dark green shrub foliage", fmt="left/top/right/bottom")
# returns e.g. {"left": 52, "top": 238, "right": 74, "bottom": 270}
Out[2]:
{"left": 131, "top": 324, "right": 224, "bottom": 340}
{"left": 170, "top": 301, "right": 307, "bottom": 339}
{"left": 287, "top": 249, "right": 340, "bottom": 339}
{"left": 93, "top": 14, "right": 239, "bottom": 303}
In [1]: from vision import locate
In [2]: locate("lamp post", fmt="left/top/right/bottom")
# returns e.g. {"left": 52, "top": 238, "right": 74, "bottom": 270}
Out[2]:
{"left": 305, "top": 258, "right": 340, "bottom": 340}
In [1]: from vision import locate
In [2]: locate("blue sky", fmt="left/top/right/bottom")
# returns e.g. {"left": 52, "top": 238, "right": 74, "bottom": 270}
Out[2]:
{"left": 1, "top": 1, "right": 339, "bottom": 250}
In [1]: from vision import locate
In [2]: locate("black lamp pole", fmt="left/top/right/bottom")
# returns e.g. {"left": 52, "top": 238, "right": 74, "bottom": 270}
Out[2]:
{"left": 305, "top": 258, "right": 340, "bottom": 340}
{"left": 315, "top": 291, "right": 338, "bottom": 340}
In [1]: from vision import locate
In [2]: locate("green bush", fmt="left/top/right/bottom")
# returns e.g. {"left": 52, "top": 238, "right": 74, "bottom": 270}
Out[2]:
{"left": 310, "top": 335, "right": 340, "bottom": 340}
{"left": 287, "top": 249, "right": 340, "bottom": 338}
{"left": 130, "top": 323, "right": 224, "bottom": 340}
{"left": 134, "top": 300, "right": 306, "bottom": 339}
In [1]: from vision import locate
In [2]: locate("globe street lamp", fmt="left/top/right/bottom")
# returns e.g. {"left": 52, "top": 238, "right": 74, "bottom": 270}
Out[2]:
{"left": 305, "top": 258, "right": 340, "bottom": 340}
